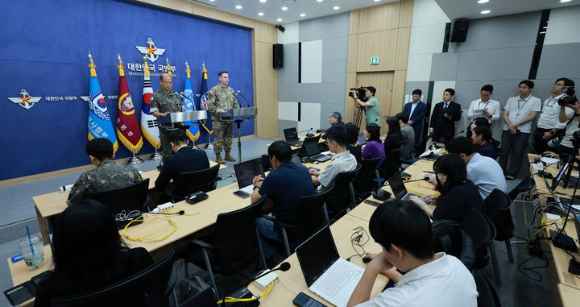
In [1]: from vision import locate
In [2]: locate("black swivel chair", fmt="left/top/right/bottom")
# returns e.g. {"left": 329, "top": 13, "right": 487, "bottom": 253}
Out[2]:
{"left": 325, "top": 164, "right": 361, "bottom": 222}
{"left": 189, "top": 197, "right": 268, "bottom": 298}
{"left": 507, "top": 176, "right": 535, "bottom": 201}
{"left": 85, "top": 178, "right": 150, "bottom": 214}
{"left": 51, "top": 251, "right": 176, "bottom": 307}
{"left": 355, "top": 157, "right": 382, "bottom": 195}
{"left": 484, "top": 189, "right": 515, "bottom": 286}
{"left": 461, "top": 209, "right": 496, "bottom": 272}
{"left": 474, "top": 271, "right": 502, "bottom": 307}
{"left": 432, "top": 219, "right": 476, "bottom": 270}
{"left": 166, "top": 164, "right": 221, "bottom": 202}
{"left": 262, "top": 183, "right": 334, "bottom": 257}
{"left": 178, "top": 286, "right": 218, "bottom": 307}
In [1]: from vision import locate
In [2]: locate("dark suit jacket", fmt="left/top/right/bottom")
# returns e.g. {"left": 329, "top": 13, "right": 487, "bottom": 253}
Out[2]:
{"left": 155, "top": 147, "right": 210, "bottom": 189}
{"left": 429, "top": 101, "right": 462, "bottom": 143}
{"left": 404, "top": 101, "right": 427, "bottom": 144}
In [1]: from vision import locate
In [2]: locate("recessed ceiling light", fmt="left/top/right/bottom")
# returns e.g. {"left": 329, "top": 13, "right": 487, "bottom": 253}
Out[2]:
{"left": 477, "top": 0, "right": 489, "bottom": 3}
{"left": 277, "top": 18, "right": 283, "bottom": 22}
{"left": 259, "top": 0, "right": 267, "bottom": 3}
{"left": 282, "top": 6, "right": 288, "bottom": 11}
{"left": 374, "top": 0, "right": 381, "bottom": 2}
{"left": 333, "top": 6, "right": 340, "bottom": 10}
{"left": 300, "top": 13, "right": 306, "bottom": 17}
{"left": 480, "top": 10, "right": 491, "bottom": 14}
{"left": 235, "top": 5, "right": 242, "bottom": 10}
{"left": 560, "top": 0, "right": 572, "bottom": 3}
{"left": 209, "top": 0, "right": 215, "bottom": 2}
{"left": 316, "top": 0, "right": 323, "bottom": 2}
{"left": 258, "top": 12, "right": 264, "bottom": 16}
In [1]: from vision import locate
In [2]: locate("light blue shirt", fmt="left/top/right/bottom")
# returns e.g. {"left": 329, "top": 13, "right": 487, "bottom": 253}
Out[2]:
{"left": 467, "top": 153, "right": 507, "bottom": 200}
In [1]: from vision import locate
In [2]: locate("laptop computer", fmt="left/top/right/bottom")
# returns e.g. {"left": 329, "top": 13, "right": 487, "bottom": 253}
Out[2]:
{"left": 387, "top": 173, "right": 422, "bottom": 201}
{"left": 284, "top": 127, "right": 303, "bottom": 147}
{"left": 233, "top": 158, "right": 265, "bottom": 195}
{"left": 303, "top": 142, "right": 331, "bottom": 163}
{"left": 295, "top": 226, "right": 364, "bottom": 307}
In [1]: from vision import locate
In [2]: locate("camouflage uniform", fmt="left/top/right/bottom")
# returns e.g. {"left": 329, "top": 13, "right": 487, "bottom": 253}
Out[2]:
{"left": 150, "top": 89, "right": 183, "bottom": 161}
{"left": 67, "top": 160, "right": 143, "bottom": 205}
{"left": 207, "top": 84, "right": 239, "bottom": 153}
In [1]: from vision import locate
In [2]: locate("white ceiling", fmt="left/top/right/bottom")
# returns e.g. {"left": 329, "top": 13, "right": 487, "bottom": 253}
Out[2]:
{"left": 192, "top": 0, "right": 399, "bottom": 25}
{"left": 435, "top": 0, "right": 579, "bottom": 20}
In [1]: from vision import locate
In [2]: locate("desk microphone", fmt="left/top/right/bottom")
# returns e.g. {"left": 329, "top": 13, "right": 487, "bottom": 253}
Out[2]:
{"left": 220, "top": 262, "right": 291, "bottom": 306}
{"left": 179, "top": 92, "right": 195, "bottom": 104}
{"left": 236, "top": 90, "right": 251, "bottom": 108}
{"left": 404, "top": 177, "right": 430, "bottom": 183}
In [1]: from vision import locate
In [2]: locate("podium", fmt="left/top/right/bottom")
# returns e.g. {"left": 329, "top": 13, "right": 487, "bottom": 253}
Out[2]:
{"left": 218, "top": 107, "right": 258, "bottom": 161}
{"left": 157, "top": 110, "right": 208, "bottom": 124}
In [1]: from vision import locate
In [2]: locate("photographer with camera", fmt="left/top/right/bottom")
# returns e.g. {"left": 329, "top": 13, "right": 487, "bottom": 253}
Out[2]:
{"left": 534, "top": 78, "right": 575, "bottom": 153}
{"left": 555, "top": 79, "right": 579, "bottom": 157}
{"left": 352, "top": 86, "right": 381, "bottom": 127}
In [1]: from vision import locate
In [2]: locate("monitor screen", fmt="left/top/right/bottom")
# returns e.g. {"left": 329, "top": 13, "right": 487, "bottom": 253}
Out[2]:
{"left": 233, "top": 158, "right": 264, "bottom": 189}
{"left": 304, "top": 142, "right": 320, "bottom": 157}
{"left": 296, "top": 226, "right": 339, "bottom": 286}
{"left": 387, "top": 173, "right": 407, "bottom": 200}
{"left": 284, "top": 128, "right": 298, "bottom": 141}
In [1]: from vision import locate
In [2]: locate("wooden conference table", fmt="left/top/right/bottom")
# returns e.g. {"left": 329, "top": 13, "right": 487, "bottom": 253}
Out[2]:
{"left": 529, "top": 154, "right": 580, "bottom": 306}
{"left": 32, "top": 160, "right": 224, "bottom": 244}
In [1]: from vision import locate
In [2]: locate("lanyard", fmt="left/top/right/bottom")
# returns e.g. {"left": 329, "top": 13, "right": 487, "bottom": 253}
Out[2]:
{"left": 517, "top": 96, "right": 531, "bottom": 112}
{"left": 478, "top": 100, "right": 488, "bottom": 110}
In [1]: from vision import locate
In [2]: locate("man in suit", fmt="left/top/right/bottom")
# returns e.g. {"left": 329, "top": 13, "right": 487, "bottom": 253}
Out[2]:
{"left": 403, "top": 89, "right": 427, "bottom": 147}
{"left": 155, "top": 129, "right": 210, "bottom": 189}
{"left": 429, "top": 88, "right": 462, "bottom": 144}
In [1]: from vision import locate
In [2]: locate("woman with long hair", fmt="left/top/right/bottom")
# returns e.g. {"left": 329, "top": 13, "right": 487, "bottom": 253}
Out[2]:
{"left": 409, "top": 154, "right": 483, "bottom": 221}
{"left": 380, "top": 117, "right": 403, "bottom": 180}
{"left": 34, "top": 200, "right": 152, "bottom": 306}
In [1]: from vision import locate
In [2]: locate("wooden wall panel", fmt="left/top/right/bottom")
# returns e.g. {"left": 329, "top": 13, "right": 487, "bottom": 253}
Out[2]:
{"left": 399, "top": 0, "right": 415, "bottom": 28}
{"left": 254, "top": 41, "right": 278, "bottom": 139}
{"left": 395, "top": 27, "right": 411, "bottom": 71}
{"left": 392, "top": 70, "right": 407, "bottom": 115}
{"left": 358, "top": 2, "right": 401, "bottom": 33}
{"left": 254, "top": 22, "right": 277, "bottom": 44}
{"left": 356, "top": 30, "right": 398, "bottom": 72}
{"left": 349, "top": 10, "right": 360, "bottom": 35}
{"left": 347, "top": 35, "right": 359, "bottom": 73}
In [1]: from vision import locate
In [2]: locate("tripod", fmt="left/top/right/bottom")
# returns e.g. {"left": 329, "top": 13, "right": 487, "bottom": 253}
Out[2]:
{"left": 354, "top": 107, "right": 365, "bottom": 130}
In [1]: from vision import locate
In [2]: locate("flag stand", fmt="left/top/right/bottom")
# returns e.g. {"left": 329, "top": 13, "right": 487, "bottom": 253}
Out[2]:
{"left": 151, "top": 147, "right": 162, "bottom": 160}
{"left": 128, "top": 152, "right": 144, "bottom": 164}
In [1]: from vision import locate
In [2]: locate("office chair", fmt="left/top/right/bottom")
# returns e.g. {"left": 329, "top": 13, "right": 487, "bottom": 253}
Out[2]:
{"left": 474, "top": 271, "right": 502, "bottom": 307}
{"left": 325, "top": 164, "right": 361, "bottom": 222}
{"left": 432, "top": 219, "right": 476, "bottom": 270}
{"left": 85, "top": 178, "right": 150, "bottom": 214}
{"left": 484, "top": 189, "right": 515, "bottom": 286}
{"left": 262, "top": 183, "right": 334, "bottom": 257}
{"left": 51, "top": 251, "right": 175, "bottom": 307}
{"left": 166, "top": 164, "right": 221, "bottom": 202}
{"left": 189, "top": 197, "right": 268, "bottom": 298}
{"left": 507, "top": 176, "right": 534, "bottom": 201}
{"left": 461, "top": 208, "right": 496, "bottom": 272}
{"left": 355, "top": 156, "right": 382, "bottom": 194}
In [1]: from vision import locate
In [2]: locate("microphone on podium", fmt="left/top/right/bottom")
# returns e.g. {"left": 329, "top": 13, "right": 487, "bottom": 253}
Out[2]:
{"left": 236, "top": 90, "right": 251, "bottom": 108}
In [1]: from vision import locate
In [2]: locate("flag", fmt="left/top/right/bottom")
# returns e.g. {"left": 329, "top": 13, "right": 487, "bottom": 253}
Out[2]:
{"left": 116, "top": 54, "right": 143, "bottom": 154}
{"left": 183, "top": 61, "right": 200, "bottom": 141}
{"left": 140, "top": 56, "right": 160, "bottom": 149}
{"left": 87, "top": 53, "right": 118, "bottom": 153}
{"left": 199, "top": 63, "right": 209, "bottom": 110}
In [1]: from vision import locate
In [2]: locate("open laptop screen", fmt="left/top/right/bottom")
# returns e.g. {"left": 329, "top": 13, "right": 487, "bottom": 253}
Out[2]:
{"left": 233, "top": 158, "right": 264, "bottom": 189}
{"left": 296, "top": 226, "right": 340, "bottom": 287}
{"left": 387, "top": 173, "right": 407, "bottom": 200}
{"left": 284, "top": 128, "right": 299, "bottom": 141}
{"left": 303, "top": 141, "right": 320, "bottom": 157}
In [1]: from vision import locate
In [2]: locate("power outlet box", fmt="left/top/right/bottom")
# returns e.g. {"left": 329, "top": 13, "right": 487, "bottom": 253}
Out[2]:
{"left": 254, "top": 270, "right": 279, "bottom": 290}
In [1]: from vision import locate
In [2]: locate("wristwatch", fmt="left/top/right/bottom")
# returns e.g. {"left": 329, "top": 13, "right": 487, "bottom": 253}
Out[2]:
{"left": 253, "top": 185, "right": 260, "bottom": 190}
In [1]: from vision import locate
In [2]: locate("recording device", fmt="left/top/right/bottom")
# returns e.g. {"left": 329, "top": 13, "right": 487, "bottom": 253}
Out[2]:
{"left": 348, "top": 86, "right": 369, "bottom": 102}
{"left": 557, "top": 86, "right": 578, "bottom": 106}
{"left": 293, "top": 292, "right": 326, "bottom": 307}
{"left": 185, "top": 191, "right": 208, "bottom": 204}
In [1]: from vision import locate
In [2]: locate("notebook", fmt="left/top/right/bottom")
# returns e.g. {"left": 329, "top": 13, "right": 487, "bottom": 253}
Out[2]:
{"left": 387, "top": 173, "right": 422, "bottom": 201}
{"left": 233, "top": 158, "right": 265, "bottom": 194}
{"left": 284, "top": 127, "right": 303, "bottom": 147}
{"left": 295, "top": 226, "right": 364, "bottom": 307}
{"left": 303, "top": 142, "right": 331, "bottom": 163}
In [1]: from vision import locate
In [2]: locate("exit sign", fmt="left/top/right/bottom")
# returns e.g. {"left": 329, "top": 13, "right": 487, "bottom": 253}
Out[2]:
{"left": 370, "top": 57, "right": 379, "bottom": 65}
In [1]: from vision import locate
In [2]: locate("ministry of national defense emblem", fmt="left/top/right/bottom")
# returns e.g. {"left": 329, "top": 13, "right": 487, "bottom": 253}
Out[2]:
{"left": 8, "top": 89, "right": 41, "bottom": 110}
{"left": 136, "top": 38, "right": 166, "bottom": 63}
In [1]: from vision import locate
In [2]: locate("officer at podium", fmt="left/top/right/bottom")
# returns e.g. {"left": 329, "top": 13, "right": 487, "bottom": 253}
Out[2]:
{"left": 150, "top": 73, "right": 184, "bottom": 163}
{"left": 207, "top": 71, "right": 239, "bottom": 164}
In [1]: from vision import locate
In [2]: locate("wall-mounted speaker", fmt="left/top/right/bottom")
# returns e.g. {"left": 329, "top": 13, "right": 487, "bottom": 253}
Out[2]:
{"left": 449, "top": 20, "right": 470, "bottom": 43}
{"left": 273, "top": 44, "right": 283, "bottom": 69}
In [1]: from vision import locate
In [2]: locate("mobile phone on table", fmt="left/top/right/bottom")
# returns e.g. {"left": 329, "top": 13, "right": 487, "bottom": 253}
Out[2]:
{"left": 293, "top": 292, "right": 326, "bottom": 307}
{"left": 233, "top": 190, "right": 250, "bottom": 198}
{"left": 364, "top": 199, "right": 382, "bottom": 207}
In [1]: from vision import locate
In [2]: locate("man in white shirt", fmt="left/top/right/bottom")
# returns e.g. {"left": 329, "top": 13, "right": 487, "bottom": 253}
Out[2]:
{"left": 467, "top": 84, "right": 501, "bottom": 124}
{"left": 500, "top": 80, "right": 542, "bottom": 180}
{"left": 556, "top": 79, "right": 580, "bottom": 157}
{"left": 534, "top": 78, "right": 575, "bottom": 154}
{"left": 347, "top": 200, "right": 478, "bottom": 307}
{"left": 310, "top": 125, "right": 357, "bottom": 190}
{"left": 446, "top": 137, "right": 507, "bottom": 201}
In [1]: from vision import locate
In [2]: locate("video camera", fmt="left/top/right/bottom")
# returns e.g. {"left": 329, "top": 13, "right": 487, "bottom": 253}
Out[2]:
{"left": 558, "top": 86, "right": 578, "bottom": 106}
{"left": 348, "top": 87, "right": 369, "bottom": 102}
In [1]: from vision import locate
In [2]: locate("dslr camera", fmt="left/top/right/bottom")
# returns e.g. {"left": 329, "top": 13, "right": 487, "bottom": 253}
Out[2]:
{"left": 557, "top": 86, "right": 578, "bottom": 106}
{"left": 348, "top": 86, "right": 369, "bottom": 102}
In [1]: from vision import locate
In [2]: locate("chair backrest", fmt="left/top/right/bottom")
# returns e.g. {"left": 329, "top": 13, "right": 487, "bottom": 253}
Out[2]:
{"left": 484, "top": 189, "right": 515, "bottom": 242}
{"left": 432, "top": 219, "right": 476, "bottom": 269}
{"left": 179, "top": 286, "right": 218, "bottom": 307}
{"left": 51, "top": 251, "right": 175, "bottom": 307}
{"left": 474, "top": 271, "right": 502, "bottom": 307}
{"left": 355, "top": 157, "right": 382, "bottom": 194}
{"left": 292, "top": 183, "right": 334, "bottom": 243}
{"left": 85, "top": 178, "right": 150, "bottom": 214}
{"left": 507, "top": 176, "right": 534, "bottom": 200}
{"left": 173, "top": 164, "right": 220, "bottom": 198}
{"left": 326, "top": 165, "right": 361, "bottom": 218}
{"left": 461, "top": 208, "right": 496, "bottom": 270}
{"left": 211, "top": 197, "right": 266, "bottom": 276}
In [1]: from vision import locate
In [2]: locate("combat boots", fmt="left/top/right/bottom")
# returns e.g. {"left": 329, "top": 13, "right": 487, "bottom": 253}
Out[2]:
{"left": 225, "top": 151, "right": 236, "bottom": 162}
{"left": 215, "top": 153, "right": 225, "bottom": 164}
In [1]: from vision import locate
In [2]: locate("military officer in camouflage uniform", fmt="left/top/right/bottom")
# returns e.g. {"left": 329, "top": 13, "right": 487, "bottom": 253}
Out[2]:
{"left": 151, "top": 73, "right": 184, "bottom": 164}
{"left": 207, "top": 71, "right": 239, "bottom": 164}
{"left": 67, "top": 138, "right": 143, "bottom": 205}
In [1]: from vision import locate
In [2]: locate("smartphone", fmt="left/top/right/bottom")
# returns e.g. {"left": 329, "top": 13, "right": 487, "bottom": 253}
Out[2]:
{"left": 364, "top": 199, "right": 382, "bottom": 207}
{"left": 233, "top": 190, "right": 250, "bottom": 199}
{"left": 293, "top": 292, "right": 326, "bottom": 307}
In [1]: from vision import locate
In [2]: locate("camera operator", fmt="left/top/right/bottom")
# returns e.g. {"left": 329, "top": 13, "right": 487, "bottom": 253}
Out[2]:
{"left": 534, "top": 78, "right": 575, "bottom": 153}
{"left": 352, "top": 86, "right": 381, "bottom": 127}
{"left": 556, "top": 80, "right": 579, "bottom": 156}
